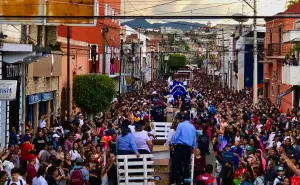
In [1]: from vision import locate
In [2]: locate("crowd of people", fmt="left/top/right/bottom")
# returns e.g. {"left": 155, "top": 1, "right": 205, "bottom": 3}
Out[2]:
{"left": 0, "top": 79, "right": 171, "bottom": 185}
{"left": 0, "top": 70, "right": 299, "bottom": 185}
{"left": 168, "top": 72, "right": 300, "bottom": 185}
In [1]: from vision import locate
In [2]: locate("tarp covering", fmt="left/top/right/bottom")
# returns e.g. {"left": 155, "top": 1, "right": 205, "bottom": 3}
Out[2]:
{"left": 276, "top": 85, "right": 297, "bottom": 108}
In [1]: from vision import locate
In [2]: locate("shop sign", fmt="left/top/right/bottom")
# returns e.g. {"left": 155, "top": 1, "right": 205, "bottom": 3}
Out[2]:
{"left": 42, "top": 92, "right": 54, "bottom": 101}
{"left": 29, "top": 93, "right": 42, "bottom": 105}
{"left": 0, "top": 80, "right": 18, "bottom": 100}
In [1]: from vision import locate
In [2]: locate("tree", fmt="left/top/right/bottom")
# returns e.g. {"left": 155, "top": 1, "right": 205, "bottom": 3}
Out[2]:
{"left": 196, "top": 55, "right": 203, "bottom": 68}
{"left": 73, "top": 74, "right": 116, "bottom": 115}
{"left": 167, "top": 54, "right": 187, "bottom": 70}
{"left": 287, "top": 0, "right": 300, "bottom": 8}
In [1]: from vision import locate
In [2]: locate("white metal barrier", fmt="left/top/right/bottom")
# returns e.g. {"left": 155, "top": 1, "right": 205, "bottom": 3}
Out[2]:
{"left": 117, "top": 154, "right": 154, "bottom": 185}
{"left": 153, "top": 122, "right": 172, "bottom": 140}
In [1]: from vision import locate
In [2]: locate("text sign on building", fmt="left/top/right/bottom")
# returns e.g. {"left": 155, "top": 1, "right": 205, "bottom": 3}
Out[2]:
{"left": 0, "top": 0, "right": 97, "bottom": 26}
{"left": 0, "top": 80, "right": 17, "bottom": 100}
{"left": 42, "top": 92, "right": 53, "bottom": 101}
{"left": 29, "top": 93, "right": 42, "bottom": 105}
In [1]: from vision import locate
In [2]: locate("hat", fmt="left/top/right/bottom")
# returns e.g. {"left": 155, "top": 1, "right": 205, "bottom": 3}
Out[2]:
{"left": 52, "top": 134, "right": 60, "bottom": 138}
{"left": 152, "top": 91, "right": 157, "bottom": 95}
{"left": 144, "top": 114, "right": 150, "bottom": 121}
{"left": 20, "top": 135, "right": 30, "bottom": 143}
{"left": 27, "top": 154, "right": 37, "bottom": 161}
{"left": 75, "top": 157, "right": 84, "bottom": 164}
{"left": 277, "top": 166, "right": 285, "bottom": 171}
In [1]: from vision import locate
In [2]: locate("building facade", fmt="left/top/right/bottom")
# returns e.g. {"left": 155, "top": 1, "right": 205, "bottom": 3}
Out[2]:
{"left": 263, "top": 4, "right": 300, "bottom": 112}
{"left": 0, "top": 24, "right": 49, "bottom": 147}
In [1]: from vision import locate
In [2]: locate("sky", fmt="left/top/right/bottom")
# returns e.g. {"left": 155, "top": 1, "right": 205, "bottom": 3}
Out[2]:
{"left": 121, "top": 0, "right": 287, "bottom": 25}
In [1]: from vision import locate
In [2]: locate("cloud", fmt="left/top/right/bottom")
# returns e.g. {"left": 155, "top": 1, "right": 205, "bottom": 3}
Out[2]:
{"left": 122, "top": 0, "right": 287, "bottom": 25}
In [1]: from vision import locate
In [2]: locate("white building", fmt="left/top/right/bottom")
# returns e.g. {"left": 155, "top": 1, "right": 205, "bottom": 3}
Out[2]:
{"left": 122, "top": 25, "right": 151, "bottom": 90}
{"left": 0, "top": 25, "right": 48, "bottom": 148}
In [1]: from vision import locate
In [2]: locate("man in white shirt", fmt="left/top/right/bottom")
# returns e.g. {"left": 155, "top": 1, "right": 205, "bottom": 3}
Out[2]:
{"left": 133, "top": 123, "right": 153, "bottom": 154}
{"left": 4, "top": 168, "right": 23, "bottom": 185}
{"left": 78, "top": 114, "right": 84, "bottom": 128}
{"left": 39, "top": 115, "right": 46, "bottom": 128}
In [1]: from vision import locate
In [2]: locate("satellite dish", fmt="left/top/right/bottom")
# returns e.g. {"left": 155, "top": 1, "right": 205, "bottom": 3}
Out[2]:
{"left": 233, "top": 13, "right": 249, "bottom": 23}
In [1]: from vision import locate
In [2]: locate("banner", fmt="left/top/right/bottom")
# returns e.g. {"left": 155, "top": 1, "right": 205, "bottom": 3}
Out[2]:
{"left": 0, "top": 80, "right": 18, "bottom": 100}
{"left": 169, "top": 80, "right": 187, "bottom": 99}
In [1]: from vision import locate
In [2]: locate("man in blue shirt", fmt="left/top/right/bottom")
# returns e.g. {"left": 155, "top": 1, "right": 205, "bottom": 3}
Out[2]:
{"left": 170, "top": 112, "right": 197, "bottom": 185}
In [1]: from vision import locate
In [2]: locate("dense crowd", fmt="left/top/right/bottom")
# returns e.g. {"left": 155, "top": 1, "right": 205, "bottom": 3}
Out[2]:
{"left": 0, "top": 70, "right": 299, "bottom": 185}
{"left": 185, "top": 73, "right": 300, "bottom": 185}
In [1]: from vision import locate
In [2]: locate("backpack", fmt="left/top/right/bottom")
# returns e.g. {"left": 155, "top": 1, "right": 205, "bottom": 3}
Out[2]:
{"left": 70, "top": 168, "right": 84, "bottom": 185}
{"left": 7, "top": 179, "right": 23, "bottom": 185}
{"left": 274, "top": 177, "right": 284, "bottom": 185}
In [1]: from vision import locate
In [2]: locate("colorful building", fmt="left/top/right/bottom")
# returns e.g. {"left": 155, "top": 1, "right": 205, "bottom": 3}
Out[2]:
{"left": 263, "top": 3, "right": 300, "bottom": 112}
{"left": 57, "top": 0, "right": 121, "bottom": 90}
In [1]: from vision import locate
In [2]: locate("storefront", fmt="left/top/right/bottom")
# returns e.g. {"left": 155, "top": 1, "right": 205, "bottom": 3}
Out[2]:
{"left": 26, "top": 91, "right": 54, "bottom": 130}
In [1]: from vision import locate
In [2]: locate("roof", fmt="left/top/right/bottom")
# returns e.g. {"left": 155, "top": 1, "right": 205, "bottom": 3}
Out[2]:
{"left": 244, "top": 31, "right": 265, "bottom": 38}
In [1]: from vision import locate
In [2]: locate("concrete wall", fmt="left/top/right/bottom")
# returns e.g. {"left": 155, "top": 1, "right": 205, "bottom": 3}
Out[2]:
{"left": 59, "top": 43, "right": 89, "bottom": 114}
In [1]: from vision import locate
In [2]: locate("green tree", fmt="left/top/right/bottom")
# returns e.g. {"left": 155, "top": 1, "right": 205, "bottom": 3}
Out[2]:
{"left": 287, "top": 0, "right": 300, "bottom": 8}
{"left": 196, "top": 56, "right": 203, "bottom": 68}
{"left": 168, "top": 54, "right": 187, "bottom": 70}
{"left": 184, "top": 43, "right": 189, "bottom": 51}
{"left": 73, "top": 74, "right": 116, "bottom": 115}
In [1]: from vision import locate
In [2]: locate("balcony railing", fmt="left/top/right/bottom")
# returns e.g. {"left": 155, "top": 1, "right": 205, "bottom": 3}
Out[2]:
{"left": 282, "top": 65, "right": 300, "bottom": 85}
{"left": 283, "top": 30, "right": 300, "bottom": 43}
{"left": 267, "top": 43, "right": 293, "bottom": 57}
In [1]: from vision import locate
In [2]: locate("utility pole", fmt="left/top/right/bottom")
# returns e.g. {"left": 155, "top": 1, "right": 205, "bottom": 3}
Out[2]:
{"left": 119, "top": 38, "right": 123, "bottom": 93}
{"left": 131, "top": 41, "right": 135, "bottom": 89}
{"left": 253, "top": 0, "right": 258, "bottom": 104}
{"left": 102, "top": 26, "right": 108, "bottom": 74}
{"left": 222, "top": 29, "right": 225, "bottom": 88}
{"left": 67, "top": 26, "right": 71, "bottom": 123}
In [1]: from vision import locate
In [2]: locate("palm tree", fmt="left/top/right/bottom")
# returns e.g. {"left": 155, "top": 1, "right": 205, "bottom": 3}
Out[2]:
{"left": 287, "top": 0, "right": 300, "bottom": 8}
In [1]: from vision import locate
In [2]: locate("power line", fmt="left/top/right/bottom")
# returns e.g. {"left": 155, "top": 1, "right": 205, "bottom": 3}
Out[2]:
{"left": 153, "top": 2, "right": 239, "bottom": 16}
{"left": 2, "top": 15, "right": 300, "bottom": 19}
{"left": 125, "top": 0, "right": 179, "bottom": 15}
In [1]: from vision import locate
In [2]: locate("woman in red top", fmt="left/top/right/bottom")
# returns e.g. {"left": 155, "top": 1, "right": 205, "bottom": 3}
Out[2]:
{"left": 194, "top": 148, "right": 206, "bottom": 179}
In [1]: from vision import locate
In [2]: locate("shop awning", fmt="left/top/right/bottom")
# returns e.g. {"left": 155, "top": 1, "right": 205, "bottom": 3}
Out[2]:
{"left": 276, "top": 85, "right": 297, "bottom": 107}
{"left": 1, "top": 43, "right": 49, "bottom": 64}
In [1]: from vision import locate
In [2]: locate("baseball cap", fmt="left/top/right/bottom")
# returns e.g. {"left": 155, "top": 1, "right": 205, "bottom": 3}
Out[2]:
{"left": 52, "top": 134, "right": 60, "bottom": 138}
{"left": 75, "top": 157, "right": 84, "bottom": 164}
{"left": 277, "top": 166, "right": 285, "bottom": 171}
{"left": 27, "top": 154, "right": 37, "bottom": 161}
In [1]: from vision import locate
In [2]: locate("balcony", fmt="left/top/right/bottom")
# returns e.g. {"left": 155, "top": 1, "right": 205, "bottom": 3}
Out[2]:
{"left": 282, "top": 66, "right": 300, "bottom": 85}
{"left": 267, "top": 43, "right": 292, "bottom": 58}
{"left": 283, "top": 30, "right": 300, "bottom": 43}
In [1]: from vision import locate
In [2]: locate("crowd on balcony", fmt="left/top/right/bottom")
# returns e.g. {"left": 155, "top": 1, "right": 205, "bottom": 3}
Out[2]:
{"left": 0, "top": 70, "right": 299, "bottom": 185}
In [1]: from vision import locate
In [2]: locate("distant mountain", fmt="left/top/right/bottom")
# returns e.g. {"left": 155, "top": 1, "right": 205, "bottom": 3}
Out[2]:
{"left": 122, "top": 19, "right": 204, "bottom": 31}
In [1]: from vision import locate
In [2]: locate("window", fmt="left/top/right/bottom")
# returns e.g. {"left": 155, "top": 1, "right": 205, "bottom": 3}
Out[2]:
{"left": 278, "top": 24, "right": 282, "bottom": 55}
{"left": 294, "top": 20, "right": 300, "bottom": 30}
{"left": 89, "top": 44, "right": 98, "bottom": 61}
{"left": 112, "top": 9, "right": 115, "bottom": 22}
{"left": 104, "top": 4, "right": 108, "bottom": 16}
{"left": 271, "top": 85, "right": 274, "bottom": 96}
{"left": 278, "top": 84, "right": 280, "bottom": 96}
{"left": 270, "top": 28, "right": 273, "bottom": 44}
